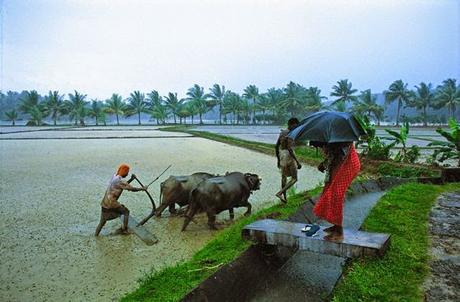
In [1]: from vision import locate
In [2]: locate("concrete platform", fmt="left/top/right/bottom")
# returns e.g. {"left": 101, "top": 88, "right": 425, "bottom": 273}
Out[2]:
{"left": 242, "top": 219, "right": 390, "bottom": 258}
{"left": 121, "top": 215, "right": 159, "bottom": 245}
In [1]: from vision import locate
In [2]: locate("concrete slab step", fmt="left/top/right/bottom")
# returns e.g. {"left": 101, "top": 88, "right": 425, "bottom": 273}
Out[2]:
{"left": 242, "top": 219, "right": 390, "bottom": 258}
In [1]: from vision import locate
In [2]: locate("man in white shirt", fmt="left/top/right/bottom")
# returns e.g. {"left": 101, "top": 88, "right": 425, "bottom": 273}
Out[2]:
{"left": 95, "top": 164, "right": 145, "bottom": 236}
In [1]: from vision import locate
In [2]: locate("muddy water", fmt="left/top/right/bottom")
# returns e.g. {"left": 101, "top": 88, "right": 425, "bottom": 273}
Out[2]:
{"left": 0, "top": 129, "right": 323, "bottom": 302}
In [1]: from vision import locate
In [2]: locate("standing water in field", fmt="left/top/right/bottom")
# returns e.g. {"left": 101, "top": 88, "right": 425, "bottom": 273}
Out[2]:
{"left": 0, "top": 127, "right": 323, "bottom": 301}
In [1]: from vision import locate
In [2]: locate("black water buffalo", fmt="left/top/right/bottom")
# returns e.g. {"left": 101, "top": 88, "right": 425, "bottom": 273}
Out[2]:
{"left": 156, "top": 172, "right": 215, "bottom": 217}
{"left": 181, "top": 172, "right": 261, "bottom": 231}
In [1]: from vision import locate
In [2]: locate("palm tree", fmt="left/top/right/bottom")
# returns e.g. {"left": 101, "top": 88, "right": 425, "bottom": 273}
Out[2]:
{"left": 266, "top": 88, "right": 284, "bottom": 120}
{"left": 208, "top": 84, "right": 226, "bottom": 124}
{"left": 352, "top": 89, "right": 384, "bottom": 121}
{"left": 28, "top": 106, "right": 45, "bottom": 126}
{"left": 146, "top": 90, "right": 163, "bottom": 125}
{"left": 240, "top": 98, "right": 251, "bottom": 124}
{"left": 150, "top": 104, "right": 169, "bottom": 125}
{"left": 410, "top": 82, "right": 435, "bottom": 126}
{"left": 4, "top": 109, "right": 18, "bottom": 125}
{"left": 177, "top": 103, "right": 191, "bottom": 124}
{"left": 330, "top": 79, "right": 358, "bottom": 110}
{"left": 19, "top": 90, "right": 41, "bottom": 114}
{"left": 434, "top": 79, "right": 460, "bottom": 119}
{"left": 255, "top": 94, "right": 272, "bottom": 124}
{"left": 126, "top": 91, "right": 147, "bottom": 125}
{"left": 281, "top": 82, "right": 306, "bottom": 117}
{"left": 19, "top": 90, "right": 48, "bottom": 125}
{"left": 45, "top": 91, "right": 66, "bottom": 126}
{"left": 305, "top": 87, "right": 327, "bottom": 113}
{"left": 384, "top": 80, "right": 411, "bottom": 126}
{"left": 67, "top": 90, "right": 88, "bottom": 126}
{"left": 334, "top": 101, "right": 347, "bottom": 112}
{"left": 186, "top": 100, "right": 199, "bottom": 124}
{"left": 89, "top": 100, "right": 105, "bottom": 126}
{"left": 164, "top": 92, "right": 184, "bottom": 124}
{"left": 243, "top": 85, "right": 259, "bottom": 124}
{"left": 106, "top": 93, "right": 126, "bottom": 125}
{"left": 186, "top": 84, "right": 210, "bottom": 124}
{"left": 223, "top": 91, "right": 243, "bottom": 124}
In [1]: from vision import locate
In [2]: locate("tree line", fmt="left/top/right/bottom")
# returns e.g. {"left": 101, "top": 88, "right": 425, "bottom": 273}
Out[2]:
{"left": 1, "top": 78, "right": 458, "bottom": 126}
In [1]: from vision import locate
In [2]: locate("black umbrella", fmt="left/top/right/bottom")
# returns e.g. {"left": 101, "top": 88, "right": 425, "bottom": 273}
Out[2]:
{"left": 288, "top": 111, "right": 365, "bottom": 143}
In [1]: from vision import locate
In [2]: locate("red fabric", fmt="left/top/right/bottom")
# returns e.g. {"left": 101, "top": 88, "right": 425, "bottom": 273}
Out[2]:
{"left": 313, "top": 145, "right": 361, "bottom": 226}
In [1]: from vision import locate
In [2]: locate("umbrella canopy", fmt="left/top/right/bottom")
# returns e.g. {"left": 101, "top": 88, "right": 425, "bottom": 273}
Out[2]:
{"left": 288, "top": 111, "right": 365, "bottom": 143}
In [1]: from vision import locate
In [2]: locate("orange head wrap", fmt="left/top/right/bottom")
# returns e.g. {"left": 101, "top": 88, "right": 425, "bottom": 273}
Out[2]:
{"left": 116, "top": 164, "right": 130, "bottom": 177}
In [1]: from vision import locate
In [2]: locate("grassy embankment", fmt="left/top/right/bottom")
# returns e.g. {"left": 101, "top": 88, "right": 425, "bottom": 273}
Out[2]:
{"left": 332, "top": 182, "right": 460, "bottom": 302}
{"left": 122, "top": 188, "right": 321, "bottom": 302}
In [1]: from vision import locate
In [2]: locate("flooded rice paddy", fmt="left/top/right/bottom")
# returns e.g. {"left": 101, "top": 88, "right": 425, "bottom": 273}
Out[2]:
{"left": 193, "top": 125, "right": 450, "bottom": 164}
{"left": 0, "top": 126, "right": 323, "bottom": 302}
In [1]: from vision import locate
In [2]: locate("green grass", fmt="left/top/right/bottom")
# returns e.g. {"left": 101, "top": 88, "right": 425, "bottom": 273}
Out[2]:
{"left": 122, "top": 188, "right": 321, "bottom": 302}
{"left": 332, "top": 182, "right": 460, "bottom": 302}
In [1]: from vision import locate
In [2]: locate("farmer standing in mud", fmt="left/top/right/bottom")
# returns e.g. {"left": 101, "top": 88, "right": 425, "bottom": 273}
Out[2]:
{"left": 311, "top": 141, "right": 361, "bottom": 240}
{"left": 275, "top": 117, "right": 302, "bottom": 203}
{"left": 95, "top": 164, "right": 146, "bottom": 236}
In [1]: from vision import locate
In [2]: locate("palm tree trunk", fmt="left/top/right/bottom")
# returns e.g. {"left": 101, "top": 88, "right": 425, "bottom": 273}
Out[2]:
{"left": 173, "top": 114, "right": 177, "bottom": 124}
{"left": 396, "top": 98, "right": 401, "bottom": 126}
{"left": 138, "top": 112, "right": 141, "bottom": 125}
{"left": 12, "top": 120, "right": 15, "bottom": 126}
{"left": 219, "top": 103, "right": 222, "bottom": 125}
{"left": 191, "top": 114, "right": 194, "bottom": 125}
{"left": 199, "top": 113, "right": 203, "bottom": 124}
{"left": 116, "top": 114, "right": 120, "bottom": 126}
{"left": 423, "top": 106, "right": 427, "bottom": 127}
{"left": 96, "top": 116, "right": 99, "bottom": 126}
{"left": 54, "top": 116, "right": 57, "bottom": 126}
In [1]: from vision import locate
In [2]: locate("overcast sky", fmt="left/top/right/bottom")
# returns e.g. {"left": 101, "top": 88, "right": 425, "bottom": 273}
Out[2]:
{"left": 1, "top": 0, "right": 459, "bottom": 100}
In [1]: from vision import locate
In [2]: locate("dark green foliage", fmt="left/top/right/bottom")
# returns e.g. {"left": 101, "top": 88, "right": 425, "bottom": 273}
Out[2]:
{"left": 356, "top": 115, "right": 393, "bottom": 160}
{"left": 377, "top": 162, "right": 435, "bottom": 178}
{"left": 428, "top": 118, "right": 460, "bottom": 166}
{"left": 405, "top": 145, "right": 420, "bottom": 164}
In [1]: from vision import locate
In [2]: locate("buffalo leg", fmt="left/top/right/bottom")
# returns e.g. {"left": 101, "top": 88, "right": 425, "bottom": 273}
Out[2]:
{"left": 155, "top": 202, "right": 169, "bottom": 217}
{"left": 169, "top": 204, "right": 177, "bottom": 215}
{"left": 243, "top": 202, "right": 252, "bottom": 216}
{"left": 207, "top": 209, "right": 218, "bottom": 230}
{"left": 229, "top": 208, "right": 235, "bottom": 220}
{"left": 181, "top": 203, "right": 198, "bottom": 231}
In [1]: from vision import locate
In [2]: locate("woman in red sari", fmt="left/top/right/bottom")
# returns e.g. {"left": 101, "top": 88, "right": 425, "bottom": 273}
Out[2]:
{"left": 311, "top": 141, "right": 361, "bottom": 240}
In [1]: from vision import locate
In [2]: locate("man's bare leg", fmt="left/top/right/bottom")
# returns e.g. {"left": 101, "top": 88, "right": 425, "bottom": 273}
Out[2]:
{"left": 95, "top": 215, "right": 107, "bottom": 236}
{"left": 120, "top": 206, "right": 130, "bottom": 234}
{"left": 95, "top": 210, "right": 119, "bottom": 236}
{"left": 276, "top": 175, "right": 288, "bottom": 203}
{"left": 276, "top": 176, "right": 297, "bottom": 203}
